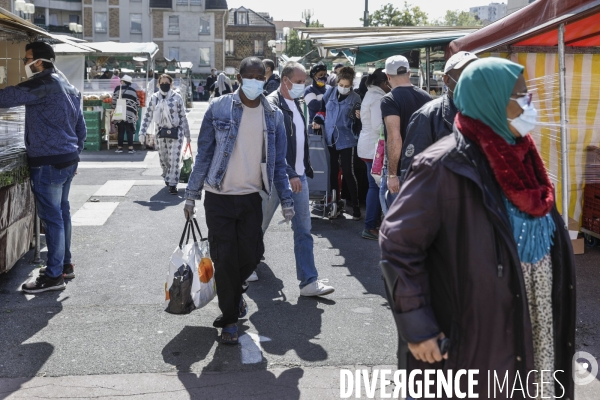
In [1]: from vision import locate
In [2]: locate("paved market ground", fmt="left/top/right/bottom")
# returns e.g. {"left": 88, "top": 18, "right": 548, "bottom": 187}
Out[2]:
{"left": 0, "top": 103, "right": 599, "bottom": 399}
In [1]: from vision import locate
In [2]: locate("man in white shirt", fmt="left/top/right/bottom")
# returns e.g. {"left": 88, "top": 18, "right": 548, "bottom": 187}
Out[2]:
{"left": 262, "top": 61, "right": 334, "bottom": 297}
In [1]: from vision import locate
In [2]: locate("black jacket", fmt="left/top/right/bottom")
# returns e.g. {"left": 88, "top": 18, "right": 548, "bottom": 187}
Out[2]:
{"left": 399, "top": 94, "right": 457, "bottom": 182}
{"left": 266, "top": 90, "right": 314, "bottom": 180}
{"left": 264, "top": 74, "right": 281, "bottom": 95}
{"left": 380, "top": 129, "right": 575, "bottom": 399}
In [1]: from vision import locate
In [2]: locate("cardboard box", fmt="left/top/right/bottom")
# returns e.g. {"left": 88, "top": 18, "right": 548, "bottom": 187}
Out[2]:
{"left": 568, "top": 217, "right": 579, "bottom": 231}
{"left": 572, "top": 238, "right": 585, "bottom": 255}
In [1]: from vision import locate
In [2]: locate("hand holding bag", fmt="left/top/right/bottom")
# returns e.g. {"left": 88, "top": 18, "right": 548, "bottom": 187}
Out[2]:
{"left": 370, "top": 126, "right": 386, "bottom": 187}
{"left": 179, "top": 143, "right": 193, "bottom": 183}
{"left": 112, "top": 86, "right": 126, "bottom": 121}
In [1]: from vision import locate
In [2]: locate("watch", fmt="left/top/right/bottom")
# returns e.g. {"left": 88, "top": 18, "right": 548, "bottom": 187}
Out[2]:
{"left": 388, "top": 174, "right": 397, "bottom": 178}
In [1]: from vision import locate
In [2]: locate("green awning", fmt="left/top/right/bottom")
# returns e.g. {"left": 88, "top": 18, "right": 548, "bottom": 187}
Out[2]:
{"left": 354, "top": 36, "right": 464, "bottom": 64}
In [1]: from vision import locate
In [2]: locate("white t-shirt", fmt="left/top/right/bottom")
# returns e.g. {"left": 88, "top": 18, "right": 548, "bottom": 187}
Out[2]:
{"left": 284, "top": 98, "right": 305, "bottom": 176}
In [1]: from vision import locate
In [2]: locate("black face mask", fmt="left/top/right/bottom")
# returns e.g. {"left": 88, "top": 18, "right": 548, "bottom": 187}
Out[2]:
{"left": 160, "top": 83, "right": 171, "bottom": 92}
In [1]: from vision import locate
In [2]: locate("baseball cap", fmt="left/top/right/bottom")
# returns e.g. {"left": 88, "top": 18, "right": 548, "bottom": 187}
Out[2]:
{"left": 444, "top": 51, "right": 478, "bottom": 74}
{"left": 385, "top": 55, "right": 410, "bottom": 75}
{"left": 121, "top": 74, "right": 133, "bottom": 83}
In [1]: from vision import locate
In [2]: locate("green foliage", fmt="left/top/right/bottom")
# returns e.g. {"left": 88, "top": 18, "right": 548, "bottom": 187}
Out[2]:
{"left": 285, "top": 29, "right": 307, "bottom": 57}
{"left": 433, "top": 10, "right": 483, "bottom": 26}
{"left": 361, "top": 2, "right": 429, "bottom": 27}
{"left": 309, "top": 19, "right": 324, "bottom": 28}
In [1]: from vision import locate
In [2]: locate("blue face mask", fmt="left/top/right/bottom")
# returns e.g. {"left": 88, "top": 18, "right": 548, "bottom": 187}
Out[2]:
{"left": 241, "top": 78, "right": 265, "bottom": 100}
{"left": 286, "top": 77, "right": 305, "bottom": 99}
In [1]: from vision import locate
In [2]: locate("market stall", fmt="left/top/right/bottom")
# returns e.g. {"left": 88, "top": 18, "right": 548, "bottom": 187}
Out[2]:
{"left": 163, "top": 61, "right": 193, "bottom": 107}
{"left": 448, "top": 0, "right": 600, "bottom": 241}
{"left": 0, "top": 8, "right": 83, "bottom": 273}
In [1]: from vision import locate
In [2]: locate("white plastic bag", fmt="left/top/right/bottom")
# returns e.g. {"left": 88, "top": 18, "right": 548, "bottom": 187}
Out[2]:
{"left": 165, "top": 218, "right": 216, "bottom": 313}
{"left": 112, "top": 86, "right": 126, "bottom": 121}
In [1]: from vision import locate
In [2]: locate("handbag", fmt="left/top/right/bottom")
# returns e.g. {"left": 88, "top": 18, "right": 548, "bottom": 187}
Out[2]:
{"left": 112, "top": 86, "right": 126, "bottom": 121}
{"left": 179, "top": 143, "right": 193, "bottom": 183}
{"left": 157, "top": 126, "right": 180, "bottom": 139}
{"left": 370, "top": 126, "right": 385, "bottom": 187}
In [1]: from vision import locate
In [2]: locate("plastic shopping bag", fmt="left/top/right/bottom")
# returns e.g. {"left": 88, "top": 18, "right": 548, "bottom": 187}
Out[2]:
{"left": 371, "top": 127, "right": 385, "bottom": 187}
{"left": 165, "top": 218, "right": 216, "bottom": 314}
{"left": 179, "top": 143, "right": 193, "bottom": 183}
{"left": 112, "top": 86, "right": 126, "bottom": 121}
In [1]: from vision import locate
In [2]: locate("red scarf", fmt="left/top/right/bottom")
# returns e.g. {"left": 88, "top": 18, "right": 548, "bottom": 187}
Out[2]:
{"left": 456, "top": 113, "right": 554, "bottom": 217}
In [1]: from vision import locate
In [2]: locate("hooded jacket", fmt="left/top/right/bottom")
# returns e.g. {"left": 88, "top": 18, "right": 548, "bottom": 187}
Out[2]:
{"left": 380, "top": 128, "right": 575, "bottom": 399}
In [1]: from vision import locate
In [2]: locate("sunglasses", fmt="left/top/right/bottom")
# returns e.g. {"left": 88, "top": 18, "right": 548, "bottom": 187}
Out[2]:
{"left": 511, "top": 92, "right": 532, "bottom": 107}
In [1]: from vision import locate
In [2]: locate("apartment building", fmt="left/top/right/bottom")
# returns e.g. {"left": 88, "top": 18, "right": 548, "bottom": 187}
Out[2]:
{"left": 81, "top": 0, "right": 227, "bottom": 74}
{"left": 507, "top": 0, "right": 537, "bottom": 14}
{"left": 469, "top": 2, "right": 508, "bottom": 24}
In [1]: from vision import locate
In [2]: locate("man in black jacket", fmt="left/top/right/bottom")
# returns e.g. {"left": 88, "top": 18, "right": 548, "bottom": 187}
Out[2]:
{"left": 399, "top": 51, "right": 478, "bottom": 182}
{"left": 263, "top": 59, "right": 280, "bottom": 95}
{"left": 260, "top": 61, "right": 334, "bottom": 297}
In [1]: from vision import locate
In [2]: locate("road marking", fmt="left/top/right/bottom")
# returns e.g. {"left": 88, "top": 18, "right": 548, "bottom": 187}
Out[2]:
{"left": 72, "top": 202, "right": 119, "bottom": 226}
{"left": 94, "top": 180, "right": 136, "bottom": 197}
{"left": 239, "top": 332, "right": 271, "bottom": 364}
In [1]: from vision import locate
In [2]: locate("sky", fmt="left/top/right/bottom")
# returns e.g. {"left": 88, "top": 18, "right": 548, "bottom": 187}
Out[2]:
{"left": 226, "top": 0, "right": 500, "bottom": 27}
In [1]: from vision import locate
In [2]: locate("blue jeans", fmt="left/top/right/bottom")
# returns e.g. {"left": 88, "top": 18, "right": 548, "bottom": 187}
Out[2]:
{"left": 261, "top": 174, "right": 318, "bottom": 288}
{"left": 30, "top": 163, "right": 77, "bottom": 279}
{"left": 363, "top": 161, "right": 382, "bottom": 230}
{"left": 379, "top": 168, "right": 397, "bottom": 215}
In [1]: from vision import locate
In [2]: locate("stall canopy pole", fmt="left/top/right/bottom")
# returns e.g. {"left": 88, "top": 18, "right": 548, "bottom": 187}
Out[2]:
{"left": 558, "top": 23, "right": 569, "bottom": 224}
{"left": 425, "top": 47, "right": 430, "bottom": 93}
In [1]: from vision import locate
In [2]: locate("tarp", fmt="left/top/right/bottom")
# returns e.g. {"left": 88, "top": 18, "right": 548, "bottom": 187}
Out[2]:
{"left": 449, "top": 0, "right": 600, "bottom": 55}
{"left": 84, "top": 42, "right": 159, "bottom": 59}
{"left": 54, "top": 55, "right": 85, "bottom": 96}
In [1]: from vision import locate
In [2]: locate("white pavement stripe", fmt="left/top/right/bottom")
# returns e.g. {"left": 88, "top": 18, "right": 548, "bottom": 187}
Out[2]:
{"left": 239, "top": 332, "right": 271, "bottom": 364}
{"left": 94, "top": 180, "right": 136, "bottom": 197}
{"left": 72, "top": 202, "right": 119, "bottom": 226}
{"left": 78, "top": 162, "right": 149, "bottom": 169}
{"left": 133, "top": 180, "right": 167, "bottom": 186}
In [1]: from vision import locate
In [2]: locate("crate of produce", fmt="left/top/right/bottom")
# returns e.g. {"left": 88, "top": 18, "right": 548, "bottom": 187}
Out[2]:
{"left": 83, "top": 141, "right": 102, "bottom": 151}
{"left": 83, "top": 110, "right": 101, "bottom": 120}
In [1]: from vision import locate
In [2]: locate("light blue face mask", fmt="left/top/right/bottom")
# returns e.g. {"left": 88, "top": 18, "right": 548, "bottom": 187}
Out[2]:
{"left": 285, "top": 77, "right": 305, "bottom": 99}
{"left": 241, "top": 78, "right": 265, "bottom": 100}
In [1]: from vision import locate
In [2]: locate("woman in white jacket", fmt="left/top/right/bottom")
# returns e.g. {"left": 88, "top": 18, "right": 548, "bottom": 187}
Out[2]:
{"left": 356, "top": 68, "right": 390, "bottom": 240}
{"left": 139, "top": 74, "right": 191, "bottom": 195}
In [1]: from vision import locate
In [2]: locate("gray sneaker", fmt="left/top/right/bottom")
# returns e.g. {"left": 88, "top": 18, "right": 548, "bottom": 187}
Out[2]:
{"left": 22, "top": 274, "right": 66, "bottom": 294}
{"left": 300, "top": 280, "right": 334, "bottom": 297}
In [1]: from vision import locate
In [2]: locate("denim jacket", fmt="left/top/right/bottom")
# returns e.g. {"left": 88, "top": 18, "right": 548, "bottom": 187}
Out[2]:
{"left": 185, "top": 91, "right": 293, "bottom": 208}
{"left": 323, "top": 87, "right": 361, "bottom": 150}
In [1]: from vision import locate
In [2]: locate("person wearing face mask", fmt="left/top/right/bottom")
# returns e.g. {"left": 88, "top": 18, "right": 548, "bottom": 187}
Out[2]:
{"left": 379, "top": 58, "right": 575, "bottom": 398}
{"left": 326, "top": 63, "right": 344, "bottom": 86}
{"left": 313, "top": 66, "right": 362, "bottom": 220}
{"left": 0, "top": 42, "right": 86, "bottom": 293}
{"left": 304, "top": 62, "right": 330, "bottom": 136}
{"left": 356, "top": 68, "right": 391, "bottom": 240}
{"left": 399, "top": 51, "right": 478, "bottom": 184}
{"left": 139, "top": 74, "right": 191, "bottom": 194}
{"left": 111, "top": 75, "right": 140, "bottom": 154}
{"left": 183, "top": 57, "right": 294, "bottom": 345}
{"left": 259, "top": 61, "right": 334, "bottom": 296}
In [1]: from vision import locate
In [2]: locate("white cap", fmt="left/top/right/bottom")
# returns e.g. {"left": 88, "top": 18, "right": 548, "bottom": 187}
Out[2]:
{"left": 444, "top": 51, "right": 478, "bottom": 74}
{"left": 121, "top": 75, "right": 133, "bottom": 83}
{"left": 385, "top": 55, "right": 410, "bottom": 75}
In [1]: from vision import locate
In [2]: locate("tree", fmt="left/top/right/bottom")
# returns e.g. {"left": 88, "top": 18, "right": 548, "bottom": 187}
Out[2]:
{"left": 284, "top": 29, "right": 306, "bottom": 57}
{"left": 434, "top": 10, "right": 482, "bottom": 26}
{"left": 309, "top": 19, "right": 324, "bottom": 28}
{"left": 361, "top": 2, "right": 429, "bottom": 27}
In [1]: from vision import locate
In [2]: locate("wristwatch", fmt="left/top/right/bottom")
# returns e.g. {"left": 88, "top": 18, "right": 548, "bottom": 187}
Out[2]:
{"left": 388, "top": 174, "right": 397, "bottom": 178}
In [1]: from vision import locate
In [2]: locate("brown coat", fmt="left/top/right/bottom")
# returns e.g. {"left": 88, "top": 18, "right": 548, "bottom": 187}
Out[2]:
{"left": 380, "top": 130, "right": 576, "bottom": 399}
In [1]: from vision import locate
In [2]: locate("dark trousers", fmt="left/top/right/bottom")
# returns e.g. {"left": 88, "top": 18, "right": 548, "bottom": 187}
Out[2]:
{"left": 204, "top": 191, "right": 264, "bottom": 326}
{"left": 329, "top": 146, "right": 360, "bottom": 209}
{"left": 117, "top": 122, "right": 135, "bottom": 148}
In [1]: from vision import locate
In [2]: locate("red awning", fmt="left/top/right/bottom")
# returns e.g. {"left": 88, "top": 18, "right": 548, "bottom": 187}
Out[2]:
{"left": 449, "top": 0, "right": 600, "bottom": 55}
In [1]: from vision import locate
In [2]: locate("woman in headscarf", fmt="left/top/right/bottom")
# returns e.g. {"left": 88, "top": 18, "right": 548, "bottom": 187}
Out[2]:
{"left": 139, "top": 74, "right": 191, "bottom": 195}
{"left": 304, "top": 62, "right": 329, "bottom": 136}
{"left": 380, "top": 58, "right": 575, "bottom": 399}
{"left": 210, "top": 72, "right": 232, "bottom": 98}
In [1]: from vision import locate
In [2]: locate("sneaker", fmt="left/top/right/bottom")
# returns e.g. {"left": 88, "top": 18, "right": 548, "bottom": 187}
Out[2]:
{"left": 115, "top": 148, "right": 123, "bottom": 153}
{"left": 22, "top": 274, "right": 66, "bottom": 294}
{"left": 40, "top": 264, "right": 75, "bottom": 279}
{"left": 300, "top": 279, "right": 334, "bottom": 297}
{"left": 128, "top": 149, "right": 136, "bottom": 154}
{"left": 246, "top": 271, "right": 258, "bottom": 282}
{"left": 165, "top": 181, "right": 169, "bottom": 186}
{"left": 361, "top": 229, "right": 379, "bottom": 241}
{"left": 169, "top": 186, "right": 178, "bottom": 195}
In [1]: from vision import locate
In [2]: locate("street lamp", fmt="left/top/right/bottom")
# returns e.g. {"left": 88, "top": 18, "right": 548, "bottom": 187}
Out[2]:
{"left": 282, "top": 27, "right": 290, "bottom": 55}
{"left": 69, "top": 23, "right": 82, "bottom": 37}
{"left": 14, "top": 0, "right": 35, "bottom": 20}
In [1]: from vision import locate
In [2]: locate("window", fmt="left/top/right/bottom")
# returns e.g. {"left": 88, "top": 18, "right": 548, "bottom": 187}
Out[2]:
{"left": 277, "top": 32, "right": 283, "bottom": 40}
{"left": 199, "top": 47, "right": 210, "bottom": 66}
{"left": 130, "top": 14, "right": 142, "bottom": 34}
{"left": 69, "top": 15, "right": 80, "bottom": 24}
{"left": 176, "top": 0, "right": 187, "bottom": 4}
{"left": 94, "top": 13, "right": 107, "bottom": 33}
{"left": 168, "top": 15, "right": 179, "bottom": 34}
{"left": 199, "top": 16, "right": 210, "bottom": 34}
{"left": 49, "top": 14, "right": 58, "bottom": 26}
{"left": 225, "top": 39, "right": 234, "bottom": 55}
{"left": 254, "top": 40, "right": 264, "bottom": 56}
{"left": 190, "top": 0, "right": 202, "bottom": 5}
{"left": 169, "top": 47, "right": 180, "bottom": 61}
{"left": 236, "top": 12, "right": 248, "bottom": 25}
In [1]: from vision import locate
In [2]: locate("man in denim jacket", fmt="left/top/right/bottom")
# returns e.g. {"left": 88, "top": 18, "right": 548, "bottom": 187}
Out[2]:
{"left": 184, "top": 57, "right": 294, "bottom": 344}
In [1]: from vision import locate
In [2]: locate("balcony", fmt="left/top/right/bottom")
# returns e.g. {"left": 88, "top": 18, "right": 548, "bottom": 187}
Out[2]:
{"left": 150, "top": 0, "right": 172, "bottom": 8}
{"left": 34, "top": 24, "right": 82, "bottom": 37}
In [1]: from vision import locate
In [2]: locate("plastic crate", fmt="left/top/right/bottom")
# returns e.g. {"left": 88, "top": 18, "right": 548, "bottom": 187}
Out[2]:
{"left": 85, "top": 133, "right": 103, "bottom": 142}
{"left": 83, "top": 100, "right": 102, "bottom": 107}
{"left": 85, "top": 119, "right": 101, "bottom": 130}
{"left": 83, "top": 110, "right": 101, "bottom": 121}
{"left": 102, "top": 102, "right": 113, "bottom": 109}
{"left": 83, "top": 141, "right": 102, "bottom": 151}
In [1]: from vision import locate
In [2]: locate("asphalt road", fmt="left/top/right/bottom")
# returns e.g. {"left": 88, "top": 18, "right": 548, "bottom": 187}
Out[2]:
{"left": 0, "top": 102, "right": 599, "bottom": 399}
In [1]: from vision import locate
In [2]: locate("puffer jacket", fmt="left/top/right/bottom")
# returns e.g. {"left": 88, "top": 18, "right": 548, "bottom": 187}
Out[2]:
{"left": 399, "top": 93, "right": 457, "bottom": 182}
{"left": 380, "top": 128, "right": 575, "bottom": 399}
